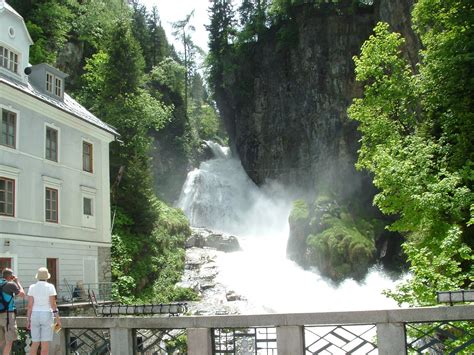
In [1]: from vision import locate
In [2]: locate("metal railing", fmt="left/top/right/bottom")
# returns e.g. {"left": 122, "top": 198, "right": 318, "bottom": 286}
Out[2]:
{"left": 12, "top": 305, "right": 474, "bottom": 354}
{"left": 15, "top": 282, "right": 113, "bottom": 310}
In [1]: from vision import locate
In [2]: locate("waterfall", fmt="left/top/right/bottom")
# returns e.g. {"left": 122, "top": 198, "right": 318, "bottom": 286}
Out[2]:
{"left": 177, "top": 141, "right": 402, "bottom": 313}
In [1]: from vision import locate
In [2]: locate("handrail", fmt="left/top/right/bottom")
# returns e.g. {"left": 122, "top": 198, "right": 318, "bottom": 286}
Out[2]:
{"left": 15, "top": 282, "right": 113, "bottom": 310}
{"left": 16, "top": 305, "right": 474, "bottom": 328}
{"left": 14, "top": 305, "right": 474, "bottom": 354}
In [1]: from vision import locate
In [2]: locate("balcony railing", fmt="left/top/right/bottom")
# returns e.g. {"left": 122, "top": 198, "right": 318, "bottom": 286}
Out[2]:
{"left": 15, "top": 282, "right": 113, "bottom": 310}
{"left": 12, "top": 304, "right": 474, "bottom": 354}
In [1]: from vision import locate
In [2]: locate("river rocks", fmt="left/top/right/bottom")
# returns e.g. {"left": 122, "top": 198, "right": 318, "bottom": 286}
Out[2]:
{"left": 186, "top": 228, "right": 241, "bottom": 252}
{"left": 179, "top": 228, "right": 248, "bottom": 315}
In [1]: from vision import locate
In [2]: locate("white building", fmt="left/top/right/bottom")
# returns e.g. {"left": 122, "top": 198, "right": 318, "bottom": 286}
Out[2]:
{"left": 0, "top": 1, "right": 118, "bottom": 292}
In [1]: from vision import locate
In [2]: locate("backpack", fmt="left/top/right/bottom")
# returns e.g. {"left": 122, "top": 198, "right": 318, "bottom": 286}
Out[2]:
{"left": 0, "top": 281, "right": 13, "bottom": 313}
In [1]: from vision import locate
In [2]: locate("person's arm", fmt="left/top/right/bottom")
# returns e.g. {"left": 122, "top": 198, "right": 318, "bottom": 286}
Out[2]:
{"left": 12, "top": 275, "right": 25, "bottom": 298}
{"left": 50, "top": 295, "right": 61, "bottom": 326}
{"left": 27, "top": 296, "right": 34, "bottom": 330}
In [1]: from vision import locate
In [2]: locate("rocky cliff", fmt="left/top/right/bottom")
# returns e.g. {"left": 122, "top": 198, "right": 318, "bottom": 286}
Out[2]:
{"left": 213, "top": 0, "right": 418, "bottom": 279}
{"left": 215, "top": 0, "right": 418, "bottom": 199}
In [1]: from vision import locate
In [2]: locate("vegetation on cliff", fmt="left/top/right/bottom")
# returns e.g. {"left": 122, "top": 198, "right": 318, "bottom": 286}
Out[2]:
{"left": 288, "top": 197, "right": 380, "bottom": 281}
{"left": 349, "top": 0, "right": 474, "bottom": 306}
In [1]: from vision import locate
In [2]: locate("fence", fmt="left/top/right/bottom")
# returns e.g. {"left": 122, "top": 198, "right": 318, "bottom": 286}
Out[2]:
{"left": 15, "top": 282, "right": 113, "bottom": 310}
{"left": 13, "top": 304, "right": 474, "bottom": 354}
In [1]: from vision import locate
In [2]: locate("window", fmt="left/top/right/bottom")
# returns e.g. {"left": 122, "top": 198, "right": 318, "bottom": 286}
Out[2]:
{"left": 46, "top": 258, "right": 58, "bottom": 288}
{"left": 81, "top": 186, "right": 96, "bottom": 228}
{"left": 45, "top": 126, "right": 58, "bottom": 161}
{"left": 46, "top": 73, "right": 53, "bottom": 93}
{"left": 45, "top": 72, "right": 63, "bottom": 98}
{"left": 45, "top": 187, "right": 58, "bottom": 223}
{"left": 0, "top": 46, "right": 19, "bottom": 73}
{"left": 83, "top": 197, "right": 93, "bottom": 216}
{"left": 55, "top": 77, "right": 62, "bottom": 97}
{"left": 0, "top": 177, "right": 14, "bottom": 217}
{"left": 82, "top": 141, "right": 93, "bottom": 173}
{"left": 1, "top": 109, "right": 16, "bottom": 148}
{"left": 0, "top": 258, "right": 12, "bottom": 274}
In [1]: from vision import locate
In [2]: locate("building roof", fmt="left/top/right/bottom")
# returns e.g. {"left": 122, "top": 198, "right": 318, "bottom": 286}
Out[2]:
{"left": 1, "top": 2, "right": 34, "bottom": 45}
{"left": 0, "top": 73, "right": 118, "bottom": 136}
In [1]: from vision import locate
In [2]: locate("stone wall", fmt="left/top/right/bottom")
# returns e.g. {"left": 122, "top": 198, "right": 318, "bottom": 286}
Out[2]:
{"left": 98, "top": 246, "right": 112, "bottom": 283}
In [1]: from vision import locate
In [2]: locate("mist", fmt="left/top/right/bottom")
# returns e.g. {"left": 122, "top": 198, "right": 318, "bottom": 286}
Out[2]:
{"left": 177, "top": 141, "right": 402, "bottom": 313}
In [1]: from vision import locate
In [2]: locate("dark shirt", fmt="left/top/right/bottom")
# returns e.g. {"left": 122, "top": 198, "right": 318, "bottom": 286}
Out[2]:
{"left": 1, "top": 280, "right": 20, "bottom": 296}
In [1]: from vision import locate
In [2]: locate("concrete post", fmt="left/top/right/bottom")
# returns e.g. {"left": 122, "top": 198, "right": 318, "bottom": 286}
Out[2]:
{"left": 110, "top": 327, "right": 133, "bottom": 355}
{"left": 187, "top": 328, "right": 212, "bottom": 355}
{"left": 376, "top": 322, "right": 407, "bottom": 355}
{"left": 50, "top": 329, "right": 66, "bottom": 355}
{"left": 277, "top": 325, "right": 305, "bottom": 355}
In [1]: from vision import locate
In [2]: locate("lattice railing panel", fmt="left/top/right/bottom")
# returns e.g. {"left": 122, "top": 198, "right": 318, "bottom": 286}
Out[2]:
{"left": 406, "top": 320, "right": 474, "bottom": 354}
{"left": 67, "top": 328, "right": 110, "bottom": 354}
{"left": 305, "top": 324, "right": 377, "bottom": 354}
{"left": 213, "top": 327, "right": 277, "bottom": 354}
{"left": 134, "top": 328, "right": 187, "bottom": 354}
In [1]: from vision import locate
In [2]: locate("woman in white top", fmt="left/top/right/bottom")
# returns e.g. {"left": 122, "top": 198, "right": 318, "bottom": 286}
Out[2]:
{"left": 26, "top": 267, "right": 61, "bottom": 355}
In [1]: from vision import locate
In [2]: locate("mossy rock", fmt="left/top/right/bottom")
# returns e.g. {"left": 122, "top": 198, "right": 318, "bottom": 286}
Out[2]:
{"left": 287, "top": 199, "right": 310, "bottom": 263}
{"left": 307, "top": 216, "right": 376, "bottom": 281}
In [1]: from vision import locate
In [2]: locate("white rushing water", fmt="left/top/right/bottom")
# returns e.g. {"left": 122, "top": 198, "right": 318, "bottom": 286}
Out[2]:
{"left": 177, "top": 141, "right": 402, "bottom": 313}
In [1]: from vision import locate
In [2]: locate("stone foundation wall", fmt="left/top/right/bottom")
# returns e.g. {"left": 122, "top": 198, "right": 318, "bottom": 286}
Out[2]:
{"left": 98, "top": 246, "right": 112, "bottom": 283}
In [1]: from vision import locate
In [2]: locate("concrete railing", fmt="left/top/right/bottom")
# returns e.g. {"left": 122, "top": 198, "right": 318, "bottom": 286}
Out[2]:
{"left": 16, "top": 305, "right": 474, "bottom": 354}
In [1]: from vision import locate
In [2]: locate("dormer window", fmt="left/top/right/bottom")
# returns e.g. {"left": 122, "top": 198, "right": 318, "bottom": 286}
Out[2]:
{"left": 45, "top": 71, "right": 63, "bottom": 98}
{"left": 55, "top": 77, "right": 62, "bottom": 96}
{"left": 0, "top": 46, "right": 19, "bottom": 74}
{"left": 46, "top": 73, "right": 53, "bottom": 92}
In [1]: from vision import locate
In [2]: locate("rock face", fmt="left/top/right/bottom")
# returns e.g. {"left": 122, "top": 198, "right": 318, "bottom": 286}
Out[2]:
{"left": 213, "top": 1, "right": 418, "bottom": 277}
{"left": 186, "top": 228, "right": 241, "bottom": 252}
{"left": 215, "top": 0, "right": 418, "bottom": 199}
{"left": 178, "top": 228, "right": 248, "bottom": 315}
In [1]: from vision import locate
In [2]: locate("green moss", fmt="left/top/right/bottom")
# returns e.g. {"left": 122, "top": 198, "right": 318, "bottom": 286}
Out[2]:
{"left": 289, "top": 199, "right": 309, "bottom": 222}
{"left": 307, "top": 216, "right": 376, "bottom": 280}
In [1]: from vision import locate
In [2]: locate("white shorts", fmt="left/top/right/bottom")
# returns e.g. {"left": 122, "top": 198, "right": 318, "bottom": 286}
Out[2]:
{"left": 30, "top": 311, "right": 54, "bottom": 342}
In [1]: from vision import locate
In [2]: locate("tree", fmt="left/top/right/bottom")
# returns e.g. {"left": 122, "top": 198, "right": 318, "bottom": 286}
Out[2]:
{"left": 146, "top": 6, "right": 170, "bottom": 70}
{"left": 348, "top": 9, "right": 473, "bottom": 307}
{"left": 238, "top": 0, "right": 269, "bottom": 42}
{"left": 207, "top": 0, "right": 236, "bottom": 89}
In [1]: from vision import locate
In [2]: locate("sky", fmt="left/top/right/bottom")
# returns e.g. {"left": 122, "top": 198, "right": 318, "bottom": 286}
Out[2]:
{"left": 140, "top": 0, "right": 211, "bottom": 53}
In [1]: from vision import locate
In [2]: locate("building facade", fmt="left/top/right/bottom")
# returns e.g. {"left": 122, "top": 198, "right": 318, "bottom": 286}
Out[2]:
{"left": 0, "top": 1, "right": 117, "bottom": 292}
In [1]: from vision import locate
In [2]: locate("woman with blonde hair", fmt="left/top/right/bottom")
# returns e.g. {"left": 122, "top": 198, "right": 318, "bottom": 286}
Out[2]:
{"left": 26, "top": 267, "right": 61, "bottom": 355}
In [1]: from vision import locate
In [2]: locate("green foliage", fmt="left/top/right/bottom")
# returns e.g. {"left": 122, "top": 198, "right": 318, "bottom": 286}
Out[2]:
{"left": 103, "top": 19, "right": 145, "bottom": 97}
{"left": 24, "top": 1, "right": 74, "bottom": 64}
{"left": 70, "top": 0, "right": 126, "bottom": 49}
{"left": 111, "top": 201, "right": 196, "bottom": 303}
{"left": 165, "top": 334, "right": 187, "bottom": 354}
{"left": 348, "top": 1, "right": 474, "bottom": 306}
{"left": 289, "top": 199, "right": 309, "bottom": 222}
{"left": 307, "top": 215, "right": 376, "bottom": 281}
{"left": 384, "top": 226, "right": 473, "bottom": 306}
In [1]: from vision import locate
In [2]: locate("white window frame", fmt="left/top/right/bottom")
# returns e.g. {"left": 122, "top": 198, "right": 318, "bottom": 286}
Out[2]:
{"left": 0, "top": 164, "right": 19, "bottom": 220}
{"left": 42, "top": 176, "right": 62, "bottom": 224}
{"left": 45, "top": 71, "right": 63, "bottom": 98}
{"left": 82, "top": 139, "right": 94, "bottom": 174}
{"left": 44, "top": 123, "right": 60, "bottom": 163}
{"left": 0, "top": 105, "right": 19, "bottom": 151}
{"left": 81, "top": 185, "right": 96, "bottom": 229}
{"left": 46, "top": 72, "right": 53, "bottom": 93}
{"left": 0, "top": 45, "right": 19, "bottom": 74}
